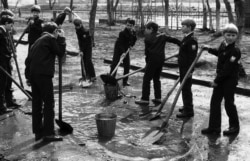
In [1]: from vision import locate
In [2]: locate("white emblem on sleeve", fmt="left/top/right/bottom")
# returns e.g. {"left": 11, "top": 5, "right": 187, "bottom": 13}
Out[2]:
{"left": 230, "top": 56, "right": 236, "bottom": 62}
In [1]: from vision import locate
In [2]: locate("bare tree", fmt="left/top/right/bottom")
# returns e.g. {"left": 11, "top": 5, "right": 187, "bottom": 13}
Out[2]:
{"left": 164, "top": 0, "right": 169, "bottom": 32}
{"left": 68, "top": 0, "right": 74, "bottom": 22}
{"left": 138, "top": 0, "right": 145, "bottom": 34}
{"left": 89, "top": 0, "right": 98, "bottom": 46}
{"left": 49, "top": 0, "right": 56, "bottom": 10}
{"left": 223, "top": 0, "right": 234, "bottom": 22}
{"left": 1, "top": 0, "right": 9, "bottom": 9}
{"left": 107, "top": 0, "right": 119, "bottom": 26}
{"left": 234, "top": 0, "right": 245, "bottom": 42}
{"left": 206, "top": 0, "right": 214, "bottom": 31}
{"left": 202, "top": 0, "right": 208, "bottom": 30}
{"left": 215, "top": 0, "right": 221, "bottom": 32}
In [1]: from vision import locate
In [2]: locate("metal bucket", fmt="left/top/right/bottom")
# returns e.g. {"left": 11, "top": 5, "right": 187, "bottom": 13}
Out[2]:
{"left": 95, "top": 113, "right": 117, "bottom": 139}
{"left": 104, "top": 84, "right": 119, "bottom": 100}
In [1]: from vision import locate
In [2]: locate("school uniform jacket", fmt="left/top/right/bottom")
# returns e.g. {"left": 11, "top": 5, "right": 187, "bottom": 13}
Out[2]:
{"left": 0, "top": 26, "right": 12, "bottom": 63}
{"left": 75, "top": 26, "right": 92, "bottom": 53}
{"left": 207, "top": 41, "right": 241, "bottom": 84}
{"left": 114, "top": 28, "right": 137, "bottom": 54}
{"left": 178, "top": 32, "right": 198, "bottom": 69}
{"left": 144, "top": 32, "right": 180, "bottom": 62}
{"left": 25, "top": 32, "right": 66, "bottom": 80}
{"left": 26, "top": 17, "right": 44, "bottom": 45}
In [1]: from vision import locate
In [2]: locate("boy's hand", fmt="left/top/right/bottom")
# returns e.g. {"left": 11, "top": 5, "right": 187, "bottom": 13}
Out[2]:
{"left": 210, "top": 81, "right": 218, "bottom": 87}
{"left": 57, "top": 29, "right": 65, "bottom": 37}
{"left": 26, "top": 79, "right": 31, "bottom": 86}
{"left": 201, "top": 45, "right": 210, "bottom": 50}
{"left": 79, "top": 51, "right": 83, "bottom": 57}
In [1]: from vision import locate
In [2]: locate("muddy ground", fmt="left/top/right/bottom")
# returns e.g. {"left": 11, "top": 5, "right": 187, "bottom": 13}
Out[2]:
{"left": 1, "top": 21, "right": 250, "bottom": 161}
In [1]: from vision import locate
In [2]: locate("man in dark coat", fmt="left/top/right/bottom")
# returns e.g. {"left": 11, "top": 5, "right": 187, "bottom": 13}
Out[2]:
{"left": 110, "top": 18, "right": 137, "bottom": 86}
{"left": 25, "top": 22, "right": 66, "bottom": 142}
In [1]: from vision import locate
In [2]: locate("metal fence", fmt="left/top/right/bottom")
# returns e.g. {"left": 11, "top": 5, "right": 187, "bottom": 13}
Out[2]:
{"left": 14, "top": 8, "right": 234, "bottom": 30}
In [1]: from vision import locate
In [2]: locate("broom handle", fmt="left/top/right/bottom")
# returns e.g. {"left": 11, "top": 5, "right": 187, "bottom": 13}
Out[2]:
{"left": 160, "top": 49, "right": 204, "bottom": 129}
{"left": 0, "top": 66, "right": 32, "bottom": 100}
{"left": 155, "top": 77, "right": 180, "bottom": 114}
{"left": 15, "top": 23, "right": 29, "bottom": 48}
{"left": 58, "top": 57, "right": 62, "bottom": 121}
{"left": 116, "top": 53, "right": 178, "bottom": 80}
{"left": 110, "top": 47, "right": 130, "bottom": 76}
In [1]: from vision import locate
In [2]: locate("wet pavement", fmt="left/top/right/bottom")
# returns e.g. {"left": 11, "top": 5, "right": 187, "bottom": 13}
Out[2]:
{"left": 1, "top": 22, "right": 250, "bottom": 160}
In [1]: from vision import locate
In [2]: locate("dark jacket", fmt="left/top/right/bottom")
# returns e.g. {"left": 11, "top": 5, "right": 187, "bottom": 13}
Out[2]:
{"left": 76, "top": 26, "right": 92, "bottom": 53}
{"left": 144, "top": 32, "right": 180, "bottom": 62}
{"left": 55, "top": 12, "right": 66, "bottom": 26}
{"left": 25, "top": 33, "right": 66, "bottom": 80}
{"left": 26, "top": 17, "right": 44, "bottom": 45}
{"left": 0, "top": 26, "right": 12, "bottom": 63}
{"left": 114, "top": 28, "right": 137, "bottom": 54}
{"left": 208, "top": 41, "right": 241, "bottom": 84}
{"left": 178, "top": 32, "right": 198, "bottom": 69}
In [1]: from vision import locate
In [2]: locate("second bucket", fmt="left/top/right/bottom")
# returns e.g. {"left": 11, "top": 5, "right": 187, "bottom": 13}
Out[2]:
{"left": 95, "top": 113, "right": 117, "bottom": 139}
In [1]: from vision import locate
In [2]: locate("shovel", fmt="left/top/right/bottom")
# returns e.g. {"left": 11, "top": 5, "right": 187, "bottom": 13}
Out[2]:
{"left": 100, "top": 47, "right": 131, "bottom": 85}
{"left": 0, "top": 66, "right": 32, "bottom": 100}
{"left": 7, "top": 32, "right": 32, "bottom": 98}
{"left": 55, "top": 57, "right": 73, "bottom": 134}
{"left": 141, "top": 49, "right": 204, "bottom": 144}
{"left": 104, "top": 53, "right": 178, "bottom": 85}
{"left": 149, "top": 77, "right": 180, "bottom": 121}
{"left": 79, "top": 53, "right": 92, "bottom": 88}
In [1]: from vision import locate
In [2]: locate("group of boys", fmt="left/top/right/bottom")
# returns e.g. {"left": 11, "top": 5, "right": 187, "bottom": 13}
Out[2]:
{"left": 0, "top": 6, "right": 241, "bottom": 142}
{"left": 110, "top": 18, "right": 241, "bottom": 136}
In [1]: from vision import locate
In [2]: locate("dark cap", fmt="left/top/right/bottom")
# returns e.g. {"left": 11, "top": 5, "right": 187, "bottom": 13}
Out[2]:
{"left": 181, "top": 19, "right": 196, "bottom": 31}
{"left": 126, "top": 18, "right": 135, "bottom": 26}
{"left": 0, "top": 15, "right": 14, "bottom": 25}
{"left": 73, "top": 18, "right": 82, "bottom": 26}
{"left": 0, "top": 9, "right": 14, "bottom": 17}
{"left": 64, "top": 7, "right": 71, "bottom": 13}
{"left": 31, "top": 5, "right": 41, "bottom": 12}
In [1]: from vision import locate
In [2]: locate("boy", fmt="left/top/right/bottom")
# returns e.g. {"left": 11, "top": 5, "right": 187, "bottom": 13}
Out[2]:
{"left": 0, "top": 15, "right": 17, "bottom": 114}
{"left": 110, "top": 18, "right": 137, "bottom": 86}
{"left": 73, "top": 18, "right": 96, "bottom": 83}
{"left": 135, "top": 22, "right": 180, "bottom": 105}
{"left": 201, "top": 23, "right": 241, "bottom": 135}
{"left": 54, "top": 7, "right": 71, "bottom": 28}
{"left": 25, "top": 22, "right": 66, "bottom": 141}
{"left": 176, "top": 19, "right": 198, "bottom": 118}
{"left": 26, "top": 5, "right": 44, "bottom": 53}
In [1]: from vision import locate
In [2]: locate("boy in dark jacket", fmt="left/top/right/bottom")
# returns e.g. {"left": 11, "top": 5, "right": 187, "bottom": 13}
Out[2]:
{"left": 54, "top": 7, "right": 71, "bottom": 28}
{"left": 26, "top": 5, "right": 44, "bottom": 53}
{"left": 201, "top": 23, "right": 241, "bottom": 135}
{"left": 0, "top": 15, "right": 16, "bottom": 114}
{"left": 110, "top": 18, "right": 137, "bottom": 86}
{"left": 135, "top": 22, "right": 180, "bottom": 105}
{"left": 25, "top": 22, "right": 66, "bottom": 141}
{"left": 176, "top": 19, "right": 198, "bottom": 118}
{"left": 73, "top": 18, "right": 96, "bottom": 83}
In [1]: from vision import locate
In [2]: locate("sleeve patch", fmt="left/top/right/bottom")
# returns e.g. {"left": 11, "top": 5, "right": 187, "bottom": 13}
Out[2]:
{"left": 230, "top": 56, "right": 236, "bottom": 62}
{"left": 192, "top": 45, "right": 197, "bottom": 50}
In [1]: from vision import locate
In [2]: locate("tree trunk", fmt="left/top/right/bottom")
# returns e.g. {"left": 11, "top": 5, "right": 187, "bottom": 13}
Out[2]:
{"left": 89, "top": 0, "right": 98, "bottom": 47}
{"left": 206, "top": 0, "right": 214, "bottom": 31}
{"left": 216, "top": 0, "right": 221, "bottom": 31}
{"left": 202, "top": 0, "right": 208, "bottom": 30}
{"left": 164, "top": 0, "right": 169, "bottom": 32}
{"left": 138, "top": 0, "right": 145, "bottom": 34}
{"left": 223, "top": 0, "right": 234, "bottom": 23}
{"left": 69, "top": 0, "right": 74, "bottom": 22}
{"left": 234, "top": 0, "right": 245, "bottom": 43}
{"left": 1, "top": 0, "right": 9, "bottom": 9}
{"left": 34, "top": 0, "right": 38, "bottom": 4}
{"left": 107, "top": 0, "right": 119, "bottom": 26}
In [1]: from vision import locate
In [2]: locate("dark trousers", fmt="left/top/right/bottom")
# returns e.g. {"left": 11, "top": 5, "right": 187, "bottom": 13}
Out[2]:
{"left": 81, "top": 49, "right": 96, "bottom": 79}
{"left": 30, "top": 74, "right": 55, "bottom": 136}
{"left": 0, "top": 60, "right": 14, "bottom": 108}
{"left": 208, "top": 79, "right": 239, "bottom": 130}
{"left": 141, "top": 60, "right": 163, "bottom": 101}
{"left": 110, "top": 52, "right": 130, "bottom": 84}
{"left": 179, "top": 67, "right": 193, "bottom": 111}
